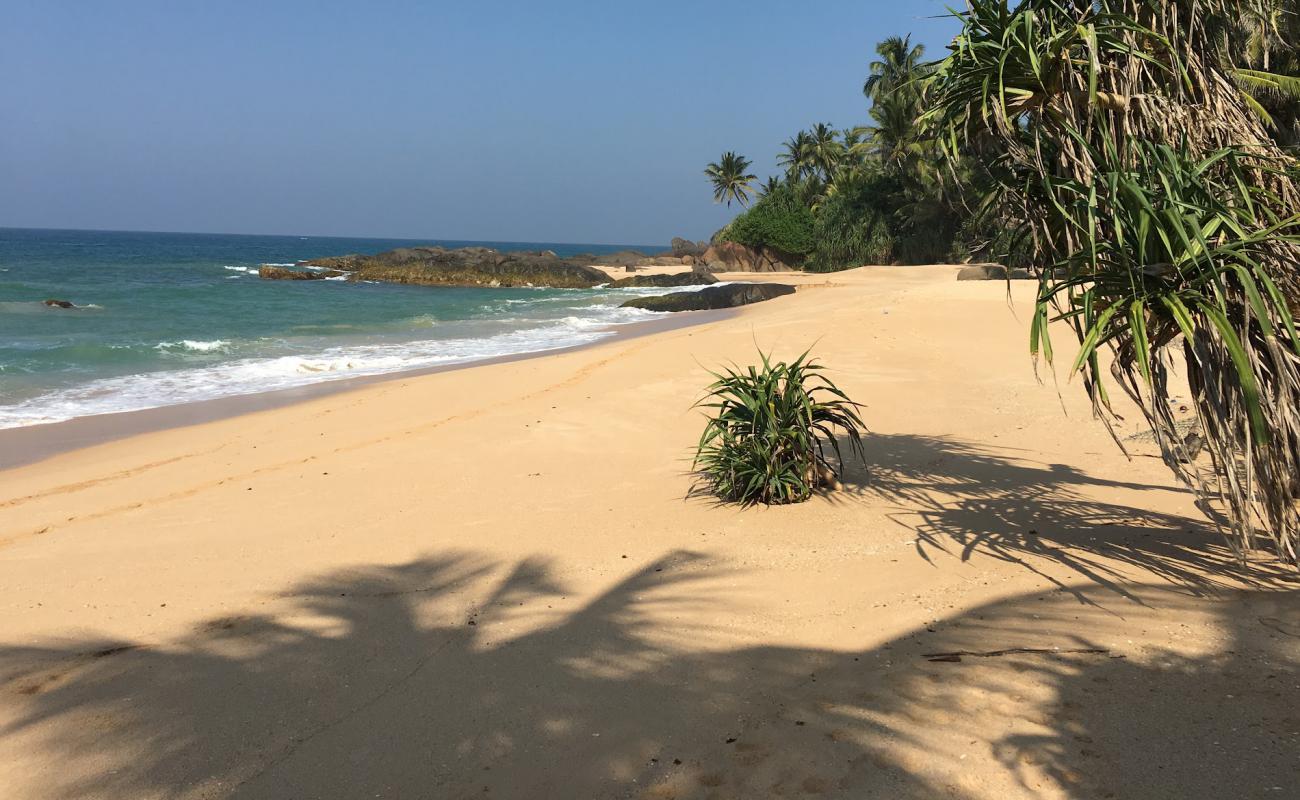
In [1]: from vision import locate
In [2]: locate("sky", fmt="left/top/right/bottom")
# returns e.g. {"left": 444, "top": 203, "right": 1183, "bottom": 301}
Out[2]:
{"left": 1, "top": 1, "right": 961, "bottom": 246}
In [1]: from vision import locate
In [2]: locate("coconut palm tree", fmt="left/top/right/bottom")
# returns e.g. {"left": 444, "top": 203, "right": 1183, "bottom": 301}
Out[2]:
{"left": 863, "top": 35, "right": 926, "bottom": 104}
{"left": 1231, "top": 0, "right": 1300, "bottom": 147}
{"left": 704, "top": 152, "right": 757, "bottom": 208}
{"left": 777, "top": 131, "right": 816, "bottom": 181}
{"left": 929, "top": 0, "right": 1300, "bottom": 566}
{"left": 808, "top": 123, "right": 845, "bottom": 183}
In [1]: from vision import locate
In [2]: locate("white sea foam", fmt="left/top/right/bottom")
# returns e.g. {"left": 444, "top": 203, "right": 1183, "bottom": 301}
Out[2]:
{"left": 0, "top": 316, "right": 646, "bottom": 429}
{"left": 155, "top": 339, "right": 232, "bottom": 353}
{"left": 223, "top": 265, "right": 255, "bottom": 274}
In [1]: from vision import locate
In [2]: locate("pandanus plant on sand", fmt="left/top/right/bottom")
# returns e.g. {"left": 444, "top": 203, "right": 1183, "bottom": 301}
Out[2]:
{"left": 693, "top": 350, "right": 866, "bottom": 505}
{"left": 927, "top": 0, "right": 1300, "bottom": 565}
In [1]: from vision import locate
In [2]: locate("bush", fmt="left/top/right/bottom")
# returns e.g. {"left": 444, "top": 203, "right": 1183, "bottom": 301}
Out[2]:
{"left": 721, "top": 184, "right": 815, "bottom": 260}
{"left": 806, "top": 177, "right": 896, "bottom": 271}
{"left": 693, "top": 350, "right": 866, "bottom": 505}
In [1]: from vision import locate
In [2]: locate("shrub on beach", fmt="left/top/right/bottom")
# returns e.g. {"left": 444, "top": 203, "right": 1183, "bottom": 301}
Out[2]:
{"left": 693, "top": 350, "right": 866, "bottom": 505}
{"left": 719, "top": 184, "right": 815, "bottom": 264}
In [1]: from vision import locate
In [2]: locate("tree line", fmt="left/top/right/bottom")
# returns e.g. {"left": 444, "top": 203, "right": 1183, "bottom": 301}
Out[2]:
{"left": 708, "top": 0, "right": 1300, "bottom": 566}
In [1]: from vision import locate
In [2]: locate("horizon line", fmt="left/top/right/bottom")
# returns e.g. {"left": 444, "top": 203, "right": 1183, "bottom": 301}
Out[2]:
{"left": 0, "top": 225, "right": 667, "bottom": 250}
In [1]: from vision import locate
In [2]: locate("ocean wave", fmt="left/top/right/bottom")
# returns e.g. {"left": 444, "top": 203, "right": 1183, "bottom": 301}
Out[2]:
{"left": 155, "top": 339, "right": 232, "bottom": 353}
{"left": 0, "top": 322, "right": 624, "bottom": 429}
{"left": 222, "top": 265, "right": 256, "bottom": 274}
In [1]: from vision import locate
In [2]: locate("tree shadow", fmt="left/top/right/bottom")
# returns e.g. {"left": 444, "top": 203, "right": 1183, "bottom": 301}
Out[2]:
{"left": 839, "top": 434, "right": 1298, "bottom": 604}
{"left": 0, "top": 552, "right": 1296, "bottom": 798}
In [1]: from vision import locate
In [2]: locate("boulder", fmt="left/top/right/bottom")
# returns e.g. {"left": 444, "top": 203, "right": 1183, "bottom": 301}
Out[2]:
{"left": 621, "top": 283, "right": 796, "bottom": 312}
{"left": 635, "top": 256, "right": 685, "bottom": 267}
{"left": 699, "top": 242, "right": 797, "bottom": 273}
{"left": 303, "top": 247, "right": 610, "bottom": 289}
{"left": 681, "top": 255, "right": 695, "bottom": 267}
{"left": 584, "top": 250, "right": 651, "bottom": 268}
{"left": 608, "top": 271, "right": 718, "bottom": 289}
{"left": 956, "top": 264, "right": 1033, "bottom": 281}
{"left": 671, "top": 237, "right": 709, "bottom": 258}
{"left": 43, "top": 298, "right": 75, "bottom": 309}
{"left": 259, "top": 265, "right": 343, "bottom": 280}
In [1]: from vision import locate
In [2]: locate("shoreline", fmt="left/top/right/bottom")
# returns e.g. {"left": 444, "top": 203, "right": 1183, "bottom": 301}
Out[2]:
{"left": 0, "top": 305, "right": 734, "bottom": 472}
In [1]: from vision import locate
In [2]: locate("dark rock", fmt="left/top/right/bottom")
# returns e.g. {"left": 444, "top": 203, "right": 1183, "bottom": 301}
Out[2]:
{"left": 608, "top": 271, "right": 718, "bottom": 289}
{"left": 43, "top": 299, "right": 75, "bottom": 309}
{"left": 621, "top": 283, "right": 796, "bottom": 312}
{"left": 259, "top": 266, "right": 344, "bottom": 280}
{"left": 956, "top": 264, "right": 1034, "bottom": 281}
{"left": 583, "top": 250, "right": 651, "bottom": 268}
{"left": 699, "top": 242, "right": 797, "bottom": 273}
{"left": 671, "top": 237, "right": 709, "bottom": 258}
{"left": 303, "top": 247, "right": 610, "bottom": 289}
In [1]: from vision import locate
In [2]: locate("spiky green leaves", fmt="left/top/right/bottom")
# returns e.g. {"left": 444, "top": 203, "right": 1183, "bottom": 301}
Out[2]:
{"left": 693, "top": 350, "right": 866, "bottom": 505}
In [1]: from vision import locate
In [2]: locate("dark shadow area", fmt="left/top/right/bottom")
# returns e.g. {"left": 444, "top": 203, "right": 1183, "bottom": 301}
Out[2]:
{"left": 1, "top": 551, "right": 1297, "bottom": 799}
{"left": 839, "top": 434, "right": 1298, "bottom": 603}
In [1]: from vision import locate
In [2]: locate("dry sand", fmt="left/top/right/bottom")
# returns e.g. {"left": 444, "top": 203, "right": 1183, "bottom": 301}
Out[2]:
{"left": 0, "top": 265, "right": 1296, "bottom": 799}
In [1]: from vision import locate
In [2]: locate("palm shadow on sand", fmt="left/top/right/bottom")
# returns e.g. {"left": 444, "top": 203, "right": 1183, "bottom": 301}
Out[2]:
{"left": 836, "top": 433, "right": 1297, "bottom": 604}
{"left": 1, "top": 547, "right": 1297, "bottom": 799}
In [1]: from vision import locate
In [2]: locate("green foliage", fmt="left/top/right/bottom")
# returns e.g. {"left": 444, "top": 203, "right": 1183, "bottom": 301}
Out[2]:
{"left": 704, "top": 152, "right": 757, "bottom": 208}
{"left": 721, "top": 183, "right": 815, "bottom": 259}
{"left": 806, "top": 173, "right": 896, "bottom": 271}
{"left": 694, "top": 350, "right": 866, "bottom": 505}
{"left": 928, "top": 0, "right": 1300, "bottom": 564}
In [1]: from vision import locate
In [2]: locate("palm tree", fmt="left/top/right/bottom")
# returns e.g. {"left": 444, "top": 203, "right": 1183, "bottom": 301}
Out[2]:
{"left": 863, "top": 35, "right": 926, "bottom": 104}
{"left": 1231, "top": 0, "right": 1300, "bottom": 147}
{"left": 777, "top": 131, "right": 816, "bottom": 181}
{"left": 758, "top": 176, "right": 785, "bottom": 198}
{"left": 808, "top": 123, "right": 845, "bottom": 183}
{"left": 704, "top": 152, "right": 757, "bottom": 208}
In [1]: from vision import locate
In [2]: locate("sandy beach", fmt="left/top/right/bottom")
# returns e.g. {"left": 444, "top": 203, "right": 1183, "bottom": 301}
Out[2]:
{"left": 1, "top": 265, "right": 1296, "bottom": 799}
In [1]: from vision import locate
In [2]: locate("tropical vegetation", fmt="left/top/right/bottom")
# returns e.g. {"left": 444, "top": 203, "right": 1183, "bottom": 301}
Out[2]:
{"left": 703, "top": 1, "right": 1300, "bottom": 565}
{"left": 703, "top": 151, "right": 757, "bottom": 208}
{"left": 694, "top": 350, "right": 866, "bottom": 505}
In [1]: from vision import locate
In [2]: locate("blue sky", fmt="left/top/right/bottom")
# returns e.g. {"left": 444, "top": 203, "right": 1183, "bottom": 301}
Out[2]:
{"left": 1, "top": 1, "right": 960, "bottom": 246}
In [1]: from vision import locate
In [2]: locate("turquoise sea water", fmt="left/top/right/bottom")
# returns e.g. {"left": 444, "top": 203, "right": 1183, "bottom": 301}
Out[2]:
{"left": 0, "top": 228, "right": 675, "bottom": 428}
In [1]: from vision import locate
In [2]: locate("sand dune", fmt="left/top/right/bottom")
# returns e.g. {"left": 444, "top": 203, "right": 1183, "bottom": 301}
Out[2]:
{"left": 1, "top": 266, "right": 1296, "bottom": 799}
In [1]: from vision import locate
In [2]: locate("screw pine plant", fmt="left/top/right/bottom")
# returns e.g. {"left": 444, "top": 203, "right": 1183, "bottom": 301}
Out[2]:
{"left": 693, "top": 350, "right": 866, "bottom": 505}
{"left": 927, "top": 0, "right": 1300, "bottom": 565}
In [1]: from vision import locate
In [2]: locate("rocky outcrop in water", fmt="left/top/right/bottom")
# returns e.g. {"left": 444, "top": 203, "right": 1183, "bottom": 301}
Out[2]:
{"left": 43, "top": 299, "right": 76, "bottom": 309}
{"left": 608, "top": 271, "right": 717, "bottom": 289}
{"left": 620, "top": 283, "right": 796, "bottom": 312}
{"left": 301, "top": 247, "right": 611, "bottom": 289}
{"left": 259, "top": 266, "right": 344, "bottom": 280}
{"left": 699, "top": 242, "right": 797, "bottom": 273}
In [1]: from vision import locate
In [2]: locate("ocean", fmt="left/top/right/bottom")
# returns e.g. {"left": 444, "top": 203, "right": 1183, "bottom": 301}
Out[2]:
{"left": 0, "top": 228, "right": 678, "bottom": 429}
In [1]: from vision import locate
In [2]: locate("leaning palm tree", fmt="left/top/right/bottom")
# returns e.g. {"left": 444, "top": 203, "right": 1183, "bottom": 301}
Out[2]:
{"left": 928, "top": 0, "right": 1300, "bottom": 566}
{"left": 704, "top": 152, "right": 757, "bottom": 208}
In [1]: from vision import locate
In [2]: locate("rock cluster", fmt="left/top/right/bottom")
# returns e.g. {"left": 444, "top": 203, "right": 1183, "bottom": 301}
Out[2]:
{"left": 259, "top": 266, "right": 344, "bottom": 280}
{"left": 620, "top": 283, "right": 796, "bottom": 312}
{"left": 697, "top": 242, "right": 797, "bottom": 273}
{"left": 297, "top": 247, "right": 611, "bottom": 289}
{"left": 607, "top": 271, "right": 717, "bottom": 289}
